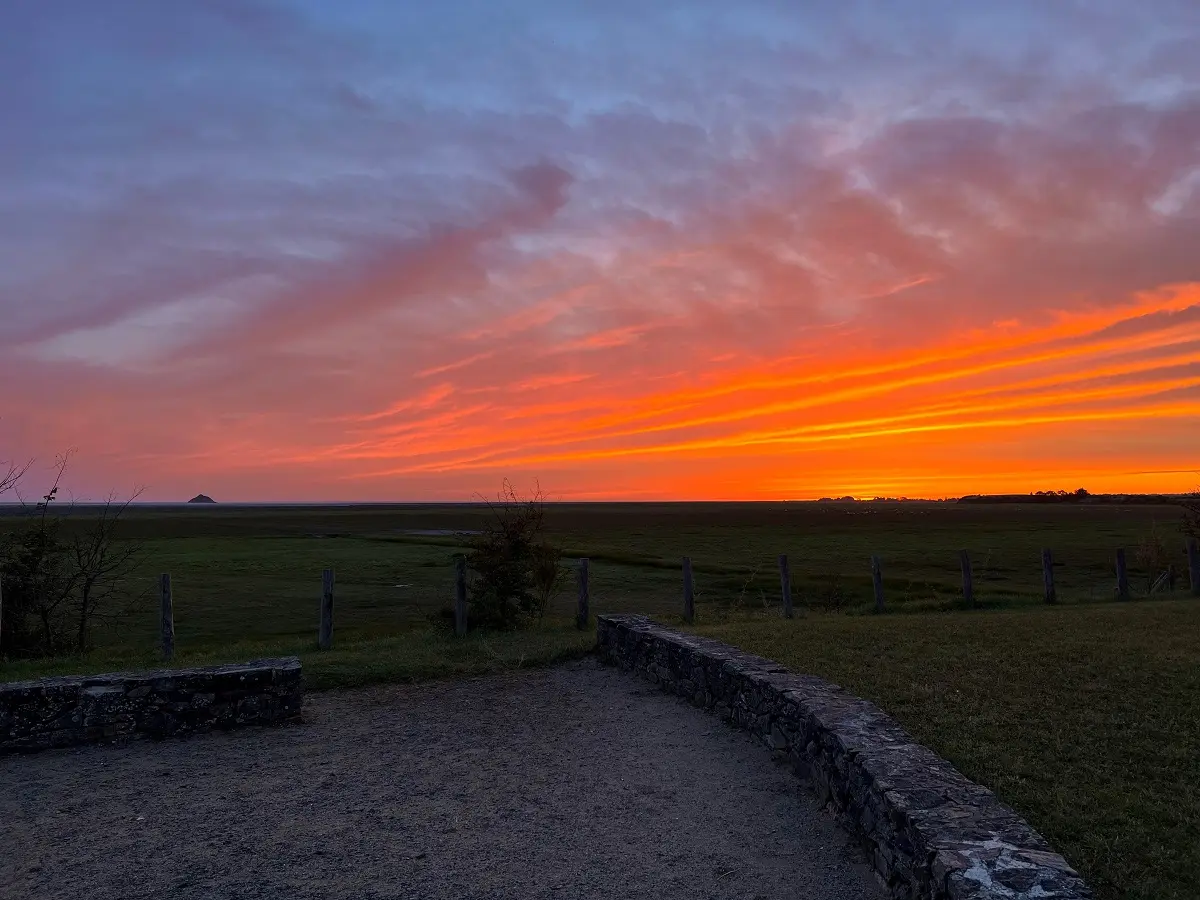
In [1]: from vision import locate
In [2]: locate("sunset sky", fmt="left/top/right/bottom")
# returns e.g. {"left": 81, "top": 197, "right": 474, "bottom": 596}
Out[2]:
{"left": 2, "top": 0, "right": 1199, "bottom": 501}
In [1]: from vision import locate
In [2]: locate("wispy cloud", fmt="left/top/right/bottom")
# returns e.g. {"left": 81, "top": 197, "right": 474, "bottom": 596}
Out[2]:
{"left": 416, "top": 353, "right": 495, "bottom": 379}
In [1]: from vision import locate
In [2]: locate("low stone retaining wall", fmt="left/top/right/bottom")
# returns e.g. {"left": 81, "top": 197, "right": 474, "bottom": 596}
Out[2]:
{"left": 597, "top": 615, "right": 1091, "bottom": 900}
{"left": 1, "top": 657, "right": 303, "bottom": 754}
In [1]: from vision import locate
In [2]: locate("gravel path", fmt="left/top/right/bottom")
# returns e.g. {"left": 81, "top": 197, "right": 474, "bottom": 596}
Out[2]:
{"left": 1, "top": 658, "right": 883, "bottom": 900}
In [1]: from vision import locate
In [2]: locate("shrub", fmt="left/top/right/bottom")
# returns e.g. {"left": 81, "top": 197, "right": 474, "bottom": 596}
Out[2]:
{"left": 1182, "top": 491, "right": 1200, "bottom": 540}
{"left": 1135, "top": 525, "right": 1171, "bottom": 594}
{"left": 1, "top": 513, "right": 74, "bottom": 656}
{"left": 464, "top": 481, "right": 565, "bottom": 630}
{"left": 0, "top": 455, "right": 142, "bottom": 658}
{"left": 809, "top": 569, "right": 852, "bottom": 611}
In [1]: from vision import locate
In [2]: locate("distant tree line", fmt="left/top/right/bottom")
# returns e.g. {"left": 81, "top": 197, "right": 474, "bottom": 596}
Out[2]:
{"left": 956, "top": 489, "right": 1197, "bottom": 505}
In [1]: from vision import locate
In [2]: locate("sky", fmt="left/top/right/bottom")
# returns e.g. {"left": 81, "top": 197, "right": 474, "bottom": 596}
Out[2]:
{"left": 2, "top": 0, "right": 1200, "bottom": 501}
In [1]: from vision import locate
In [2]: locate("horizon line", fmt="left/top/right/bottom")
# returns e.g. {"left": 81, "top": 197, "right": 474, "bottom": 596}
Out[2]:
{"left": 0, "top": 491, "right": 1194, "bottom": 508}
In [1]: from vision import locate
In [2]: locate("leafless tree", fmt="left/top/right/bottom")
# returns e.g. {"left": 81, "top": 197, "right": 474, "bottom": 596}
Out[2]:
{"left": 2, "top": 452, "right": 145, "bottom": 656}
{"left": 6, "top": 455, "right": 78, "bottom": 654}
{"left": 70, "top": 488, "right": 145, "bottom": 653}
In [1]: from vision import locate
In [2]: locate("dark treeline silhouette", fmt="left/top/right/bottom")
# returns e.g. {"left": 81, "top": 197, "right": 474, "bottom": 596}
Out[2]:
{"left": 957, "top": 490, "right": 1194, "bottom": 505}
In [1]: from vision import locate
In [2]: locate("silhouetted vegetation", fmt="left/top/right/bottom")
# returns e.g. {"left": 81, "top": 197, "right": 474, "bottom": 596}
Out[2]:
{"left": 1182, "top": 491, "right": 1200, "bottom": 539}
{"left": 1133, "top": 524, "right": 1171, "bottom": 595}
{"left": 958, "top": 488, "right": 1194, "bottom": 504}
{"left": 0, "top": 454, "right": 143, "bottom": 658}
{"left": 461, "top": 481, "right": 566, "bottom": 631}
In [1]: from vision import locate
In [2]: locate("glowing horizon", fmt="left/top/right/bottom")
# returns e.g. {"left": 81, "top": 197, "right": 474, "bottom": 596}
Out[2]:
{"left": 2, "top": 2, "right": 1199, "bottom": 502}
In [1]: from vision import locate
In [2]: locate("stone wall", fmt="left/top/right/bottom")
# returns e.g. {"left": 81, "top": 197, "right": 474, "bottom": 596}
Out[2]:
{"left": 597, "top": 614, "right": 1092, "bottom": 900}
{"left": 1, "top": 657, "right": 303, "bottom": 754}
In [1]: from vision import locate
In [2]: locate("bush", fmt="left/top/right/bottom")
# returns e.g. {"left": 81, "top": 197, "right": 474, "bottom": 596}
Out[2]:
{"left": 2, "top": 516, "right": 73, "bottom": 656}
{"left": 464, "top": 481, "right": 565, "bottom": 630}
{"left": 809, "top": 569, "right": 852, "bottom": 611}
{"left": 1, "top": 481, "right": 76, "bottom": 657}
{"left": 0, "top": 456, "right": 142, "bottom": 659}
{"left": 1183, "top": 492, "right": 1200, "bottom": 541}
{"left": 1135, "top": 525, "right": 1171, "bottom": 594}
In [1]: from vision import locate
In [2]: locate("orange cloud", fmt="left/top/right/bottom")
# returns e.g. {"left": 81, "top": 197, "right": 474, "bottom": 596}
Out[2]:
{"left": 7, "top": 93, "right": 1200, "bottom": 501}
{"left": 313, "top": 286, "right": 1200, "bottom": 498}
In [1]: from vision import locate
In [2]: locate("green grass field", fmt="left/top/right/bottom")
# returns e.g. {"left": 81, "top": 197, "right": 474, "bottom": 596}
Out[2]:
{"left": 2, "top": 501, "right": 1197, "bottom": 900}
{"left": 0, "top": 500, "right": 1191, "bottom": 663}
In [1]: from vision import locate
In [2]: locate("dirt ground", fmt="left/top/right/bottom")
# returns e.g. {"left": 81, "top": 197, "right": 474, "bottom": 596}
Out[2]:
{"left": 1, "top": 658, "right": 883, "bottom": 900}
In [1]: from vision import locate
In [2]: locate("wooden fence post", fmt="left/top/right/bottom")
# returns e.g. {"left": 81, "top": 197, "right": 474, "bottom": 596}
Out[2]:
{"left": 576, "top": 558, "right": 590, "bottom": 630}
{"left": 871, "top": 555, "right": 884, "bottom": 613}
{"left": 160, "top": 573, "right": 174, "bottom": 661}
{"left": 779, "top": 554, "right": 793, "bottom": 619}
{"left": 959, "top": 550, "right": 974, "bottom": 608}
{"left": 318, "top": 568, "right": 335, "bottom": 650}
{"left": 1188, "top": 537, "right": 1200, "bottom": 597}
{"left": 0, "top": 575, "right": 5, "bottom": 655}
{"left": 682, "top": 557, "right": 694, "bottom": 625}
{"left": 454, "top": 557, "right": 468, "bottom": 637}
{"left": 1042, "top": 549, "right": 1056, "bottom": 604}
{"left": 1168, "top": 564, "right": 1176, "bottom": 594}
{"left": 1116, "top": 548, "right": 1130, "bottom": 601}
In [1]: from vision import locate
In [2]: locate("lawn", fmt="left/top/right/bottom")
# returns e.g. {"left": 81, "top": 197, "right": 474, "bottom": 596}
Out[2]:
{"left": 694, "top": 600, "right": 1200, "bottom": 900}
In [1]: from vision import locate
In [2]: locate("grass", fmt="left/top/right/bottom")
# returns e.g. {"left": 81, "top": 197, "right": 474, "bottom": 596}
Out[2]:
{"left": 693, "top": 600, "right": 1200, "bottom": 900}
{"left": 0, "top": 618, "right": 596, "bottom": 692}
{"left": 2, "top": 500, "right": 1193, "bottom": 687}
{"left": 0, "top": 500, "right": 1191, "bottom": 665}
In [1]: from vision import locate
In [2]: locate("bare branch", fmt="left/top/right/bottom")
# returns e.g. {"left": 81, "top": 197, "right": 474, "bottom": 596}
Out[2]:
{"left": 2, "top": 452, "right": 143, "bottom": 657}
{"left": 70, "top": 485, "right": 146, "bottom": 653}
{"left": 463, "top": 480, "right": 564, "bottom": 630}
{"left": 0, "top": 458, "right": 31, "bottom": 497}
